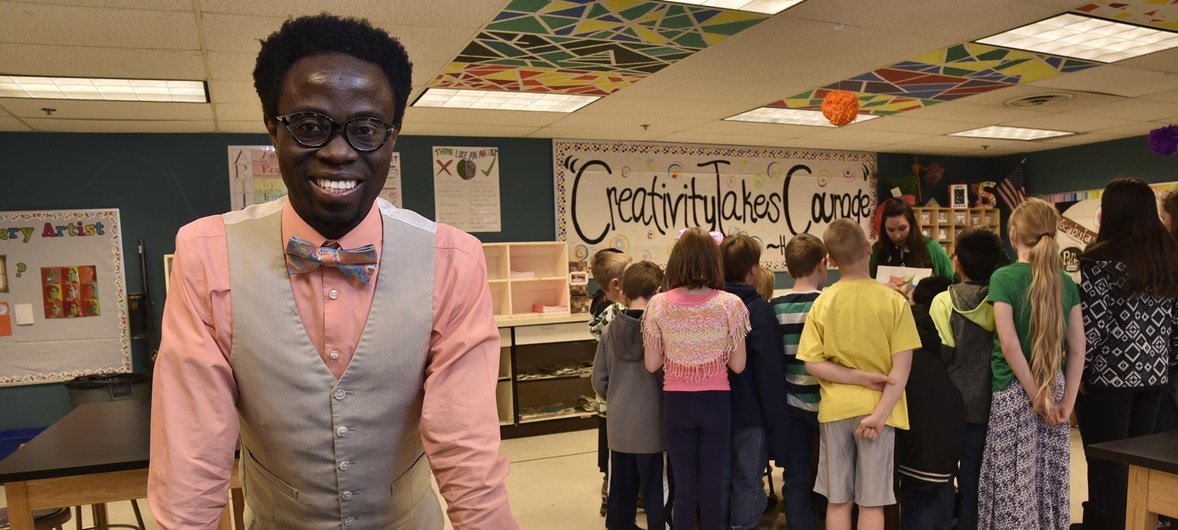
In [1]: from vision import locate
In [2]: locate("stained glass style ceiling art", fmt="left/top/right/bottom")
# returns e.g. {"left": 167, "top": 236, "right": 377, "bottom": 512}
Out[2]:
{"left": 428, "top": 0, "right": 768, "bottom": 96}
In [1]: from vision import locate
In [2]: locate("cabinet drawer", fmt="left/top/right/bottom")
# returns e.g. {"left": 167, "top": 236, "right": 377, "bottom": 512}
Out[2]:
{"left": 514, "top": 322, "right": 592, "bottom": 345}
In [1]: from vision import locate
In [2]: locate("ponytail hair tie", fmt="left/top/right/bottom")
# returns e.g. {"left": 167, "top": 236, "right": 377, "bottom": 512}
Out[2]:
{"left": 1039, "top": 233, "right": 1052, "bottom": 240}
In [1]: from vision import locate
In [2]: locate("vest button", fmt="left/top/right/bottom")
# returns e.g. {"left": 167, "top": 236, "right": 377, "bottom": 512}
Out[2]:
{"left": 334, "top": 389, "right": 346, "bottom": 400}
{"left": 339, "top": 460, "right": 351, "bottom": 471}
{"left": 329, "top": 289, "right": 339, "bottom": 300}
{"left": 336, "top": 426, "right": 348, "bottom": 437}
{"left": 341, "top": 490, "right": 353, "bottom": 501}
{"left": 329, "top": 349, "right": 340, "bottom": 360}
{"left": 343, "top": 516, "right": 354, "bottom": 526}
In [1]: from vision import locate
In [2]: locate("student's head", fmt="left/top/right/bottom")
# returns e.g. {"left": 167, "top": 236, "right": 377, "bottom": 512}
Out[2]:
{"left": 1161, "top": 189, "right": 1178, "bottom": 241}
{"left": 1008, "top": 198, "right": 1065, "bottom": 418}
{"left": 665, "top": 227, "right": 724, "bottom": 290}
{"left": 591, "top": 248, "right": 632, "bottom": 299}
{"left": 952, "top": 227, "right": 1007, "bottom": 282}
{"left": 912, "top": 275, "right": 952, "bottom": 307}
{"left": 874, "top": 198, "right": 931, "bottom": 268}
{"left": 255, "top": 14, "right": 412, "bottom": 240}
{"left": 753, "top": 266, "right": 775, "bottom": 301}
{"left": 720, "top": 233, "right": 762, "bottom": 283}
{"left": 622, "top": 261, "right": 664, "bottom": 304}
{"left": 783, "top": 233, "right": 826, "bottom": 280}
{"left": 823, "top": 219, "right": 870, "bottom": 268}
{"left": 1084, "top": 178, "right": 1178, "bottom": 297}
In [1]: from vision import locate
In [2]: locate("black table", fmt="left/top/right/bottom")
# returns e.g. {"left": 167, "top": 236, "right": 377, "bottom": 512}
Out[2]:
{"left": 0, "top": 400, "right": 242, "bottom": 530}
{"left": 1087, "top": 430, "right": 1178, "bottom": 530}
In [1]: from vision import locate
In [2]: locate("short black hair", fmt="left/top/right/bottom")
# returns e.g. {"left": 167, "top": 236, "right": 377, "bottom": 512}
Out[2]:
{"left": 912, "top": 275, "right": 952, "bottom": 307}
{"left": 253, "top": 13, "right": 413, "bottom": 127}
{"left": 953, "top": 227, "right": 1008, "bottom": 281}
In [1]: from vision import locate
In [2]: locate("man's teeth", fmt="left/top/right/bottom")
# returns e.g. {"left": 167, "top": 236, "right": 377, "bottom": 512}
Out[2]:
{"left": 314, "top": 179, "right": 358, "bottom": 192}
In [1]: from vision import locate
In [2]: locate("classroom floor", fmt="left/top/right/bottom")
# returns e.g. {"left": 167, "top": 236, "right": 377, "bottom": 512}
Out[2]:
{"left": 1, "top": 428, "right": 1087, "bottom": 529}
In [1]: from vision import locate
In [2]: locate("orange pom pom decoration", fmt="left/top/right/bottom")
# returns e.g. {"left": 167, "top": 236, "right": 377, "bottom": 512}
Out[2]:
{"left": 821, "top": 90, "right": 860, "bottom": 127}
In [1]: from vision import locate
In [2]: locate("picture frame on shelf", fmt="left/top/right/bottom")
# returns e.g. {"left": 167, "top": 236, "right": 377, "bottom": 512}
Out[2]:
{"left": 954, "top": 211, "right": 967, "bottom": 226}
{"left": 949, "top": 183, "right": 969, "bottom": 209}
{"left": 919, "top": 211, "right": 931, "bottom": 226}
{"left": 937, "top": 211, "right": 949, "bottom": 224}
{"left": 937, "top": 227, "right": 949, "bottom": 241}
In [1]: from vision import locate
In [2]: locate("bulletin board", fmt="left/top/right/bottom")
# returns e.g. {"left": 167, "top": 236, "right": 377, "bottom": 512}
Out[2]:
{"left": 0, "top": 209, "right": 130, "bottom": 386}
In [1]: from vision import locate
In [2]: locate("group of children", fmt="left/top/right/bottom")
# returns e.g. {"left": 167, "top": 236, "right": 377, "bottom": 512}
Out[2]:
{"left": 588, "top": 197, "right": 1095, "bottom": 530}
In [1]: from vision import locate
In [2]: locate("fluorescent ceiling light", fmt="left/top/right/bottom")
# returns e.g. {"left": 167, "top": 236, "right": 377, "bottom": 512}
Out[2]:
{"left": 724, "top": 107, "right": 879, "bottom": 127}
{"left": 0, "top": 75, "right": 208, "bottom": 102}
{"left": 948, "top": 125, "right": 1074, "bottom": 141}
{"left": 664, "top": 0, "right": 806, "bottom": 15}
{"left": 413, "top": 88, "right": 598, "bottom": 113}
{"left": 977, "top": 13, "right": 1178, "bottom": 62}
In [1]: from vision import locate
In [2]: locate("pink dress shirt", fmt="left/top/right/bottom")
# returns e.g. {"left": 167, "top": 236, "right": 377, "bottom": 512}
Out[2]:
{"left": 148, "top": 198, "right": 516, "bottom": 529}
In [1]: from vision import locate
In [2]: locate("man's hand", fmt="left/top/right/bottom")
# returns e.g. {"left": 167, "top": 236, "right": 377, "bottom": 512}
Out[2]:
{"left": 856, "top": 414, "right": 885, "bottom": 441}
{"left": 855, "top": 371, "right": 894, "bottom": 392}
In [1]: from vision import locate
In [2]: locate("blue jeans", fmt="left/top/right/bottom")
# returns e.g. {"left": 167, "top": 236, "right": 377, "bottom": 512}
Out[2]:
{"left": 721, "top": 426, "right": 767, "bottom": 529}
{"left": 957, "top": 422, "right": 987, "bottom": 530}
{"left": 780, "top": 411, "right": 819, "bottom": 530}
{"left": 898, "top": 476, "right": 955, "bottom": 530}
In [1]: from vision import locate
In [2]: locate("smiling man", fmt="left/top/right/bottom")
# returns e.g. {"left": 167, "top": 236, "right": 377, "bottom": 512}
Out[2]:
{"left": 147, "top": 14, "right": 517, "bottom": 529}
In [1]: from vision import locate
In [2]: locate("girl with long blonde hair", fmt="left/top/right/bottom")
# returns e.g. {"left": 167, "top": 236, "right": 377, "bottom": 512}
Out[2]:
{"left": 978, "top": 198, "right": 1085, "bottom": 529}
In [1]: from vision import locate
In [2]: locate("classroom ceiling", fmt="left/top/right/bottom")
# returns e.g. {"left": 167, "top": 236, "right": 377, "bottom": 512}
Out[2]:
{"left": 2, "top": 0, "right": 1178, "bottom": 157}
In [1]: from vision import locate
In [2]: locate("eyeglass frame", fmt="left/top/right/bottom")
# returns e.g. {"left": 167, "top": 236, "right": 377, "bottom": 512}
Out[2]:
{"left": 272, "top": 111, "right": 397, "bottom": 153}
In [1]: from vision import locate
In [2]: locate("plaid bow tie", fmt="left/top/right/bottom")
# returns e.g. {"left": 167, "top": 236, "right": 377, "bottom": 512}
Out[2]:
{"left": 285, "top": 236, "right": 378, "bottom": 286}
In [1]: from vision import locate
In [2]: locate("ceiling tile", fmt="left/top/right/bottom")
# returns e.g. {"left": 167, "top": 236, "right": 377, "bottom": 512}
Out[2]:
{"left": 850, "top": 116, "right": 988, "bottom": 135}
{"left": 1073, "top": 99, "right": 1178, "bottom": 121}
{"left": 403, "top": 107, "right": 565, "bottom": 127}
{"left": 1030, "top": 65, "right": 1178, "bottom": 98}
{"left": 1117, "top": 48, "right": 1178, "bottom": 75}
{"left": 208, "top": 80, "right": 258, "bottom": 104}
{"left": 39, "top": 0, "right": 191, "bottom": 9}
{"left": 617, "top": 75, "right": 784, "bottom": 105}
{"left": 217, "top": 120, "right": 267, "bottom": 134}
{"left": 0, "top": 43, "right": 205, "bottom": 79}
{"left": 959, "top": 84, "right": 1126, "bottom": 112}
{"left": 215, "top": 103, "right": 262, "bottom": 122}
{"left": 1036, "top": 132, "right": 1123, "bottom": 146}
{"left": 406, "top": 123, "right": 539, "bottom": 138}
{"left": 796, "top": 128, "right": 934, "bottom": 145}
{"left": 575, "top": 96, "right": 753, "bottom": 121}
{"left": 1001, "top": 113, "right": 1139, "bottom": 132}
{"left": 903, "top": 101, "right": 1050, "bottom": 123}
{"left": 0, "top": 116, "right": 31, "bottom": 131}
{"left": 0, "top": 2, "right": 198, "bottom": 49}
{"left": 206, "top": 52, "right": 256, "bottom": 81}
{"left": 1142, "top": 88, "right": 1178, "bottom": 104}
{"left": 651, "top": 132, "right": 781, "bottom": 148}
{"left": 1092, "top": 122, "right": 1170, "bottom": 138}
{"left": 548, "top": 113, "right": 708, "bottom": 132}
{"left": 24, "top": 118, "right": 216, "bottom": 132}
{"left": 782, "top": 0, "right": 1065, "bottom": 41}
{"left": 679, "top": 120, "right": 817, "bottom": 138}
{"left": 529, "top": 127, "right": 666, "bottom": 142}
{"left": 2, "top": 99, "right": 213, "bottom": 120}
{"left": 771, "top": 138, "right": 881, "bottom": 152}
{"left": 200, "top": 12, "right": 280, "bottom": 53}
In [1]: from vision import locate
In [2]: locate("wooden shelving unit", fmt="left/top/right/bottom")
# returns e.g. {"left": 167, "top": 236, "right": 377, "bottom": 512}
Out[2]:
{"left": 913, "top": 207, "right": 1001, "bottom": 257}
{"left": 483, "top": 242, "right": 570, "bottom": 319}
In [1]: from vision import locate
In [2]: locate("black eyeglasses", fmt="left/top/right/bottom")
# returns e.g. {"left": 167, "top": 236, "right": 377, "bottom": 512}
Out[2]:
{"left": 274, "top": 112, "right": 396, "bottom": 152}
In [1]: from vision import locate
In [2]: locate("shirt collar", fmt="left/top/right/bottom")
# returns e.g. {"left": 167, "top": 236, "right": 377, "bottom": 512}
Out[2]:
{"left": 280, "top": 197, "right": 383, "bottom": 259}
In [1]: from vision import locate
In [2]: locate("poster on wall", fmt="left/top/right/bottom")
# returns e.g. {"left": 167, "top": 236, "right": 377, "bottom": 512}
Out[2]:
{"left": 0, "top": 209, "right": 130, "bottom": 386}
{"left": 554, "top": 140, "right": 877, "bottom": 270}
{"left": 227, "top": 146, "right": 402, "bottom": 210}
{"left": 433, "top": 146, "right": 502, "bottom": 232}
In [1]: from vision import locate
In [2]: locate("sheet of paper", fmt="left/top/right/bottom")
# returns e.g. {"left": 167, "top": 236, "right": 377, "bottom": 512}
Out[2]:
{"left": 14, "top": 303, "right": 34, "bottom": 325}
{"left": 875, "top": 265, "right": 933, "bottom": 303}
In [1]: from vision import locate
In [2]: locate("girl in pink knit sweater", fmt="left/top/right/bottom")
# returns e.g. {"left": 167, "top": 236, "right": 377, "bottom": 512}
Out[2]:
{"left": 644, "top": 227, "right": 749, "bottom": 529}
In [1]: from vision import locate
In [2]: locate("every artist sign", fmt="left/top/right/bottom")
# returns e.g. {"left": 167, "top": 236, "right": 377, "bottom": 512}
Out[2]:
{"left": 554, "top": 140, "right": 877, "bottom": 270}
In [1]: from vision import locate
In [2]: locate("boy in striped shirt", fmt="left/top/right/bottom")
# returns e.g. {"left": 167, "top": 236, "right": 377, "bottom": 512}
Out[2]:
{"left": 769, "top": 233, "right": 828, "bottom": 530}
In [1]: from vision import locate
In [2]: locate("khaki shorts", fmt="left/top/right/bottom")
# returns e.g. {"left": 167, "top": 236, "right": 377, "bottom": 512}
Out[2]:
{"left": 814, "top": 415, "right": 896, "bottom": 506}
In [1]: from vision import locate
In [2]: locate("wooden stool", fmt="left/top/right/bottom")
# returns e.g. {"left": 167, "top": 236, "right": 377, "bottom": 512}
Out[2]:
{"left": 0, "top": 507, "right": 72, "bottom": 530}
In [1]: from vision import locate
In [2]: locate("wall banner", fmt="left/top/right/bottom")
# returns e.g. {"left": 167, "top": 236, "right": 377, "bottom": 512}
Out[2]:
{"left": 0, "top": 208, "right": 130, "bottom": 386}
{"left": 554, "top": 140, "right": 877, "bottom": 270}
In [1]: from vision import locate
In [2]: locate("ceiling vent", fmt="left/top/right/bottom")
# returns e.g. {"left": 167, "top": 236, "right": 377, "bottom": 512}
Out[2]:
{"left": 1004, "top": 92, "right": 1075, "bottom": 108}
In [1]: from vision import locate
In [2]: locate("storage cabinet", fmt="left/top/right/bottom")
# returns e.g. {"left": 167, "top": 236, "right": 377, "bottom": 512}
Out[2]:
{"left": 482, "top": 242, "right": 570, "bottom": 318}
{"left": 913, "top": 207, "right": 1001, "bottom": 257}
{"left": 494, "top": 315, "right": 597, "bottom": 438}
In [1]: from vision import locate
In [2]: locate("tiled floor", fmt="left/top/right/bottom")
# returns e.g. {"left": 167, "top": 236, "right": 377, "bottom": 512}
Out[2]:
{"left": 1, "top": 428, "right": 1088, "bottom": 528}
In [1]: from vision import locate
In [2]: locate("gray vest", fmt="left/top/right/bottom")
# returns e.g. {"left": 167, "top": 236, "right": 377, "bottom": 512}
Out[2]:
{"left": 225, "top": 199, "right": 443, "bottom": 529}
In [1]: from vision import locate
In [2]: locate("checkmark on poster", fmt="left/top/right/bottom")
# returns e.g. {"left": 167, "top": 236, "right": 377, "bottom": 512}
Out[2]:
{"left": 480, "top": 154, "right": 497, "bottom": 177}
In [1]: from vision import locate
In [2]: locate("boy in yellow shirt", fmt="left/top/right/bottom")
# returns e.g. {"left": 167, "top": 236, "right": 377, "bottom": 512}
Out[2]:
{"left": 796, "top": 219, "right": 921, "bottom": 530}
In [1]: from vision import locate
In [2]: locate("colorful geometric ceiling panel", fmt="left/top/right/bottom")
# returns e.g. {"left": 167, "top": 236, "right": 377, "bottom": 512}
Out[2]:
{"left": 432, "top": 63, "right": 646, "bottom": 96}
{"left": 767, "top": 43, "right": 1101, "bottom": 116}
{"left": 429, "top": 0, "right": 768, "bottom": 96}
{"left": 1074, "top": 0, "right": 1178, "bottom": 32}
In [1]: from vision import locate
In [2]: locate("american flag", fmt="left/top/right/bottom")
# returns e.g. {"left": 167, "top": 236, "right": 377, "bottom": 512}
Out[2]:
{"left": 996, "top": 164, "right": 1026, "bottom": 209}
